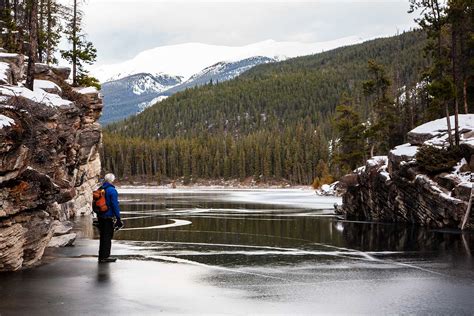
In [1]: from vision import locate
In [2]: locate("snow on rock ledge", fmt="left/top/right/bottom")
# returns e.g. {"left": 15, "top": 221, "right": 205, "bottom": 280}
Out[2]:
{"left": 339, "top": 115, "right": 473, "bottom": 230}
{"left": 0, "top": 85, "right": 72, "bottom": 107}
{"left": 407, "top": 114, "right": 474, "bottom": 147}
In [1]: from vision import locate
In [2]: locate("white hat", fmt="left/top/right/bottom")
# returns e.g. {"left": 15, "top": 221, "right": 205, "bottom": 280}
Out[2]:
{"left": 104, "top": 173, "right": 116, "bottom": 183}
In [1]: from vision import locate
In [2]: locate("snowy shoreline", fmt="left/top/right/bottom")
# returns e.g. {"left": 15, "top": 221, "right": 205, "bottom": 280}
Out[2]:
{"left": 117, "top": 186, "right": 341, "bottom": 210}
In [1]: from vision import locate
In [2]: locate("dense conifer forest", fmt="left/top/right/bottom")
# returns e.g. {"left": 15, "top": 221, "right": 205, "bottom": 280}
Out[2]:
{"left": 102, "top": 27, "right": 473, "bottom": 185}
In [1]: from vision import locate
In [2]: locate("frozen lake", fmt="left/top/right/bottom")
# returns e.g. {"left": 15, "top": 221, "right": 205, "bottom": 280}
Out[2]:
{"left": 0, "top": 188, "right": 473, "bottom": 315}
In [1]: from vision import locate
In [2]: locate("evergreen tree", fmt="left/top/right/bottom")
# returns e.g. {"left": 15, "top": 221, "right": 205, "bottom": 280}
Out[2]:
{"left": 363, "top": 60, "right": 397, "bottom": 155}
{"left": 40, "top": 0, "right": 62, "bottom": 64}
{"left": 60, "top": 0, "right": 98, "bottom": 87}
{"left": 333, "top": 95, "right": 366, "bottom": 173}
{"left": 408, "top": 0, "right": 474, "bottom": 147}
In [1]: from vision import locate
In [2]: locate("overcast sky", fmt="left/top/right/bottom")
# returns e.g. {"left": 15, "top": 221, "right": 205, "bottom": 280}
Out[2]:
{"left": 74, "top": 0, "right": 419, "bottom": 66}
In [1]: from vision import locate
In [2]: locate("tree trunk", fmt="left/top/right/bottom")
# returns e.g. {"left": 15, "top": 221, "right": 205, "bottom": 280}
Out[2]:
{"left": 46, "top": 0, "right": 51, "bottom": 64}
{"left": 26, "top": 0, "right": 38, "bottom": 91}
{"left": 452, "top": 27, "right": 460, "bottom": 147}
{"left": 464, "top": 78, "right": 468, "bottom": 114}
{"left": 462, "top": 183, "right": 473, "bottom": 230}
{"left": 72, "top": 0, "right": 77, "bottom": 86}
{"left": 37, "top": 0, "right": 44, "bottom": 63}
{"left": 445, "top": 105, "right": 454, "bottom": 147}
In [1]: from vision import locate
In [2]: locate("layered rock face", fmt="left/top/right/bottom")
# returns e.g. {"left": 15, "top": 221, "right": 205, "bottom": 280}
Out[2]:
{"left": 338, "top": 115, "right": 473, "bottom": 230}
{"left": 0, "top": 53, "right": 102, "bottom": 271}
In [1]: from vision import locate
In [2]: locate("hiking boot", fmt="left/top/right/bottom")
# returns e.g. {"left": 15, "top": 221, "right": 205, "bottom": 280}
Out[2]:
{"left": 98, "top": 257, "right": 117, "bottom": 263}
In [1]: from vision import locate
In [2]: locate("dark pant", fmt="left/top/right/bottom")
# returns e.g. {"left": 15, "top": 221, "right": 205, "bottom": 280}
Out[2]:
{"left": 98, "top": 217, "right": 114, "bottom": 259}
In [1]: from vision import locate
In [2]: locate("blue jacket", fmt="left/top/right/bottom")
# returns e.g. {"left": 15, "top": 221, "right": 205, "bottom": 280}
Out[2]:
{"left": 100, "top": 182, "right": 121, "bottom": 219}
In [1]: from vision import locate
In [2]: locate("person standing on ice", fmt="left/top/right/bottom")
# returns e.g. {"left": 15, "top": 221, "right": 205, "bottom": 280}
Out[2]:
{"left": 96, "top": 173, "right": 123, "bottom": 263}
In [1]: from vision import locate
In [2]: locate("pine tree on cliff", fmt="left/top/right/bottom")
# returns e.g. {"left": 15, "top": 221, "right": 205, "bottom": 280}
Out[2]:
{"left": 37, "top": 0, "right": 61, "bottom": 64}
{"left": 0, "top": 0, "right": 19, "bottom": 52}
{"left": 454, "top": 1, "right": 474, "bottom": 115}
{"left": 333, "top": 95, "right": 366, "bottom": 173}
{"left": 363, "top": 60, "right": 397, "bottom": 156}
{"left": 60, "top": 0, "right": 97, "bottom": 87}
{"left": 446, "top": 1, "right": 474, "bottom": 145}
{"left": 409, "top": 0, "right": 468, "bottom": 147}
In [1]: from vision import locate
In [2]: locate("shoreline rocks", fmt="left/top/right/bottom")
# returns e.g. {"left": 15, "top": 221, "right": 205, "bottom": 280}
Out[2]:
{"left": 338, "top": 115, "right": 473, "bottom": 230}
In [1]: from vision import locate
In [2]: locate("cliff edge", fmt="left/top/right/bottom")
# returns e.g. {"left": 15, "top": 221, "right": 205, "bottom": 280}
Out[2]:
{"left": 338, "top": 115, "right": 473, "bottom": 230}
{"left": 0, "top": 52, "right": 102, "bottom": 271}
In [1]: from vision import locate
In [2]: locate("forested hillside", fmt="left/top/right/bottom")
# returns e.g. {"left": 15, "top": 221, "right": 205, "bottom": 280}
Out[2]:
{"left": 102, "top": 31, "right": 432, "bottom": 184}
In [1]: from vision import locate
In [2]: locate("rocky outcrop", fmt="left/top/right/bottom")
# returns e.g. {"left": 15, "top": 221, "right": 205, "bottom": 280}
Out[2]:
{"left": 338, "top": 115, "right": 473, "bottom": 230}
{"left": 0, "top": 52, "right": 103, "bottom": 271}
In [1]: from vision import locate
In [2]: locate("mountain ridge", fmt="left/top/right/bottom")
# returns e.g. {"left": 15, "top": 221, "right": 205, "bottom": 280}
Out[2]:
{"left": 92, "top": 37, "right": 364, "bottom": 83}
{"left": 100, "top": 56, "right": 277, "bottom": 124}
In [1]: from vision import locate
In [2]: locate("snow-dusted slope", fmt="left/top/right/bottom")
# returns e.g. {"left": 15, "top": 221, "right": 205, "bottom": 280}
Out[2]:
{"left": 92, "top": 37, "right": 363, "bottom": 83}
{"left": 100, "top": 73, "right": 182, "bottom": 124}
{"left": 163, "top": 56, "right": 276, "bottom": 96}
{"left": 100, "top": 56, "right": 276, "bottom": 124}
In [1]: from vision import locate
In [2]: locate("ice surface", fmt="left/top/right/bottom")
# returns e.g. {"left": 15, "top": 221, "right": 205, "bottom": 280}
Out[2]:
{"left": 118, "top": 187, "right": 341, "bottom": 210}
{"left": 0, "top": 114, "right": 14, "bottom": 128}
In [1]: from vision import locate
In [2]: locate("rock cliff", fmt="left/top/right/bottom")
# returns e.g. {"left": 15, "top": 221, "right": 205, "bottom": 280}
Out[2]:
{"left": 0, "top": 52, "right": 102, "bottom": 271}
{"left": 338, "top": 115, "right": 473, "bottom": 230}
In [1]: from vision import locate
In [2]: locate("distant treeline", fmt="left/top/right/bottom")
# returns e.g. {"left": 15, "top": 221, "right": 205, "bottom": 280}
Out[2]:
{"left": 102, "top": 122, "right": 330, "bottom": 184}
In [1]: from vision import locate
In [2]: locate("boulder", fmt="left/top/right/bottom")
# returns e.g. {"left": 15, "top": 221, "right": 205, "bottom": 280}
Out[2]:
{"left": 51, "top": 220, "right": 73, "bottom": 236}
{"left": 47, "top": 233, "right": 77, "bottom": 247}
{"left": 453, "top": 183, "right": 472, "bottom": 202}
{"left": 51, "top": 66, "right": 71, "bottom": 81}
{"left": 34, "top": 63, "right": 50, "bottom": 75}
{"left": 340, "top": 115, "right": 473, "bottom": 230}
{"left": 0, "top": 53, "right": 24, "bottom": 84}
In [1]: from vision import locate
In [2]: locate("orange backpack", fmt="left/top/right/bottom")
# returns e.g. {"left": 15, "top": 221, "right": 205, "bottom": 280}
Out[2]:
{"left": 92, "top": 187, "right": 108, "bottom": 212}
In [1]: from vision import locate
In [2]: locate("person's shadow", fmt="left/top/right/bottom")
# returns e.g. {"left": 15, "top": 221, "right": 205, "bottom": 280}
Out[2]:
{"left": 97, "top": 262, "right": 111, "bottom": 284}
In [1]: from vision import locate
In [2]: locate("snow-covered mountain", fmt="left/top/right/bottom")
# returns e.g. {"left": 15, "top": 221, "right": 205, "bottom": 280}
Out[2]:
{"left": 92, "top": 37, "right": 363, "bottom": 83}
{"left": 98, "top": 37, "right": 365, "bottom": 124}
{"left": 100, "top": 73, "right": 182, "bottom": 124}
{"left": 100, "top": 56, "right": 276, "bottom": 124}
{"left": 163, "top": 56, "right": 276, "bottom": 96}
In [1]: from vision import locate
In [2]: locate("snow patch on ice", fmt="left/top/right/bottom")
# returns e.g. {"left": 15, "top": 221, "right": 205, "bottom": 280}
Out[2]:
{"left": 315, "top": 182, "right": 340, "bottom": 196}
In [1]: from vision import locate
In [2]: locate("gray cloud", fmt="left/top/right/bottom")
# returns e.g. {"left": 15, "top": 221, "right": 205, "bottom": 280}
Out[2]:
{"left": 79, "top": 1, "right": 418, "bottom": 66}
